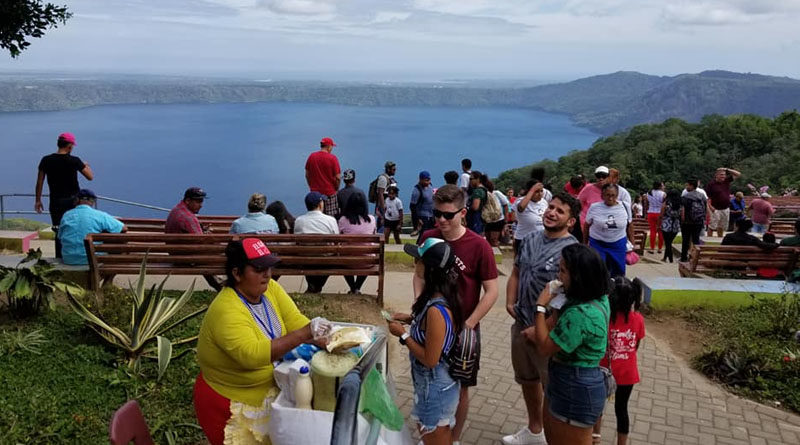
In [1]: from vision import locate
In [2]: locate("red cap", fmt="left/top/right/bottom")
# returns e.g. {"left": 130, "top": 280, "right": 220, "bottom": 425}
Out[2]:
{"left": 242, "top": 238, "right": 281, "bottom": 268}
{"left": 320, "top": 137, "right": 337, "bottom": 147}
{"left": 58, "top": 132, "right": 77, "bottom": 145}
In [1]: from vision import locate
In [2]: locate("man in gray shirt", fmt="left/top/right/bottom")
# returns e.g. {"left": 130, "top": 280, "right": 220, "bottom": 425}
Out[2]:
{"left": 503, "top": 192, "right": 580, "bottom": 445}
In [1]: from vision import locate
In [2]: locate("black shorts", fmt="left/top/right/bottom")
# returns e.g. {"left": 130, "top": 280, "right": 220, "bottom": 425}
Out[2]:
{"left": 484, "top": 219, "right": 505, "bottom": 232}
{"left": 384, "top": 219, "right": 400, "bottom": 231}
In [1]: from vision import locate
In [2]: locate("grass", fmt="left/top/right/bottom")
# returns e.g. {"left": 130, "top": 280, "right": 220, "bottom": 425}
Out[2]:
{"left": 648, "top": 289, "right": 783, "bottom": 309}
{"left": 677, "top": 294, "right": 800, "bottom": 413}
{"left": 0, "top": 288, "right": 381, "bottom": 444}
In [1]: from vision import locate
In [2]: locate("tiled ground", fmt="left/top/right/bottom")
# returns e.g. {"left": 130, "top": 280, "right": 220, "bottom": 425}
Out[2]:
{"left": 387, "top": 304, "right": 800, "bottom": 444}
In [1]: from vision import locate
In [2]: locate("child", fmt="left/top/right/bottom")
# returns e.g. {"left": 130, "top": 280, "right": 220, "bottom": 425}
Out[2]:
{"left": 592, "top": 276, "right": 645, "bottom": 445}
{"left": 388, "top": 238, "right": 463, "bottom": 445}
{"left": 384, "top": 185, "right": 403, "bottom": 244}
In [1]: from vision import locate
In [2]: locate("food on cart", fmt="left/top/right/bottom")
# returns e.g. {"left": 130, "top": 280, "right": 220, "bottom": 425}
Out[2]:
{"left": 310, "top": 350, "right": 361, "bottom": 411}
{"left": 326, "top": 326, "right": 372, "bottom": 353}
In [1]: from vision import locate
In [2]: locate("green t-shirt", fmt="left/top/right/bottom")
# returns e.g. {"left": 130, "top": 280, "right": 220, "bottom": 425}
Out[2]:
{"left": 470, "top": 187, "right": 487, "bottom": 209}
{"left": 780, "top": 236, "right": 800, "bottom": 247}
{"left": 549, "top": 295, "right": 609, "bottom": 367}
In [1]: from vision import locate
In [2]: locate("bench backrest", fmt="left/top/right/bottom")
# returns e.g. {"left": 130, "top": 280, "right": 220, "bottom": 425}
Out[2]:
{"left": 688, "top": 245, "right": 799, "bottom": 276}
{"left": 118, "top": 216, "right": 236, "bottom": 234}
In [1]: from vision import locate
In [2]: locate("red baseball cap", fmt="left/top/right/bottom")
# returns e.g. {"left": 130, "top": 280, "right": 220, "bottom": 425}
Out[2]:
{"left": 58, "top": 132, "right": 77, "bottom": 145}
{"left": 320, "top": 137, "right": 337, "bottom": 147}
{"left": 241, "top": 238, "right": 281, "bottom": 268}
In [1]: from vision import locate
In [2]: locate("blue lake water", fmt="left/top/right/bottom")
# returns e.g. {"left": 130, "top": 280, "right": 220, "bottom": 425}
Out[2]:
{"left": 0, "top": 102, "right": 597, "bottom": 218}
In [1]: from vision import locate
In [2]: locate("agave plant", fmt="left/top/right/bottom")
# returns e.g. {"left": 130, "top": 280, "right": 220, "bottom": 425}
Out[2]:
{"left": 66, "top": 258, "right": 206, "bottom": 380}
{"left": 0, "top": 248, "right": 84, "bottom": 318}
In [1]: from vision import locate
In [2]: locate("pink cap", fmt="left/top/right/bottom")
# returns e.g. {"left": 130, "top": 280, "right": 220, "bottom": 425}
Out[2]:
{"left": 242, "top": 238, "right": 281, "bottom": 268}
{"left": 58, "top": 132, "right": 77, "bottom": 145}
{"left": 320, "top": 137, "right": 337, "bottom": 147}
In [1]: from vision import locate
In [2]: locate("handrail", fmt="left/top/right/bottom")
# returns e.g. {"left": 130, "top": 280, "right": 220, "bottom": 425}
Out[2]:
{"left": 330, "top": 334, "right": 387, "bottom": 445}
{"left": 0, "top": 192, "right": 169, "bottom": 225}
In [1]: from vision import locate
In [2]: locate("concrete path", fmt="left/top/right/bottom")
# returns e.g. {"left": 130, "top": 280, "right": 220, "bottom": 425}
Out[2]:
{"left": 383, "top": 260, "right": 800, "bottom": 445}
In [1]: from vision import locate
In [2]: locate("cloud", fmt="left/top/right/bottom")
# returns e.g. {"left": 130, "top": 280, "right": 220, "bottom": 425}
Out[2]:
{"left": 259, "top": 0, "right": 337, "bottom": 15}
{"left": 660, "top": 0, "right": 800, "bottom": 26}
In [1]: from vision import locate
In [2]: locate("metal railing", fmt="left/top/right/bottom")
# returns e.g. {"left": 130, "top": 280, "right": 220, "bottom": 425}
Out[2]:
{"left": 0, "top": 193, "right": 170, "bottom": 226}
{"left": 330, "top": 333, "right": 388, "bottom": 445}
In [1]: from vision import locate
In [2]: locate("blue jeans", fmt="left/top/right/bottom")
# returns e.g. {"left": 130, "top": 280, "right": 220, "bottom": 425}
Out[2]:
{"left": 546, "top": 360, "right": 606, "bottom": 428}
{"left": 752, "top": 223, "right": 768, "bottom": 234}
{"left": 410, "top": 358, "right": 460, "bottom": 435}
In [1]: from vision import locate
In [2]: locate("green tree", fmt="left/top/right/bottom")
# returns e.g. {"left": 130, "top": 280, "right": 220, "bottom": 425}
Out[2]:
{"left": 0, "top": 1, "right": 71, "bottom": 58}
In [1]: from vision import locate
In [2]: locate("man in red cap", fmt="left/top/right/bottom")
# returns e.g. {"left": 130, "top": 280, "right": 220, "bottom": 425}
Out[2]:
{"left": 305, "top": 137, "right": 341, "bottom": 217}
{"left": 35, "top": 132, "right": 94, "bottom": 259}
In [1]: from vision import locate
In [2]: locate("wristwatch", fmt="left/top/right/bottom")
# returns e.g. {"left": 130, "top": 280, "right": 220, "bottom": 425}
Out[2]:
{"left": 536, "top": 304, "right": 548, "bottom": 314}
{"left": 399, "top": 332, "right": 410, "bottom": 345}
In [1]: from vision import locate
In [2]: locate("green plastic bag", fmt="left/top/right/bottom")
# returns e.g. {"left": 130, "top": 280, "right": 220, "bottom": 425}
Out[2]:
{"left": 359, "top": 368, "right": 404, "bottom": 431}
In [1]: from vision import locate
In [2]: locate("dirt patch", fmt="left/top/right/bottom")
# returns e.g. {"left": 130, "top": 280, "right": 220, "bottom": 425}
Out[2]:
{"left": 644, "top": 310, "right": 708, "bottom": 361}
{"left": 292, "top": 293, "right": 384, "bottom": 327}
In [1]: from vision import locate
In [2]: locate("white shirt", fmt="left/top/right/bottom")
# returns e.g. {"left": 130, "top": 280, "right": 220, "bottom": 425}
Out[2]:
{"left": 586, "top": 201, "right": 632, "bottom": 243}
{"left": 294, "top": 210, "right": 339, "bottom": 235}
{"left": 384, "top": 197, "right": 403, "bottom": 221}
{"left": 682, "top": 188, "right": 708, "bottom": 199}
{"left": 514, "top": 198, "right": 548, "bottom": 240}
{"left": 617, "top": 185, "right": 632, "bottom": 214}
{"left": 647, "top": 189, "right": 666, "bottom": 213}
{"left": 459, "top": 171, "right": 471, "bottom": 189}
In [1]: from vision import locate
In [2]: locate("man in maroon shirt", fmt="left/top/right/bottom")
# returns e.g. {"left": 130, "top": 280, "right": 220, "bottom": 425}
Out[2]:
{"left": 415, "top": 184, "right": 499, "bottom": 443}
{"left": 305, "top": 137, "right": 342, "bottom": 217}
{"left": 705, "top": 167, "right": 741, "bottom": 237}
{"left": 166, "top": 187, "right": 208, "bottom": 234}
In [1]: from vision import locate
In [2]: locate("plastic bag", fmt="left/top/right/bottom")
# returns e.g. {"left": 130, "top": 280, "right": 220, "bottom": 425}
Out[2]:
{"left": 359, "top": 369, "right": 404, "bottom": 431}
{"left": 282, "top": 343, "right": 321, "bottom": 362}
{"left": 625, "top": 251, "right": 640, "bottom": 265}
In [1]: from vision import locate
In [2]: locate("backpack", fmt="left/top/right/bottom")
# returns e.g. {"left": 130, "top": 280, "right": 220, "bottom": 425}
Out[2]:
{"left": 368, "top": 174, "right": 394, "bottom": 204}
{"left": 447, "top": 326, "right": 479, "bottom": 382}
{"left": 481, "top": 188, "right": 502, "bottom": 222}
{"left": 686, "top": 194, "right": 706, "bottom": 224}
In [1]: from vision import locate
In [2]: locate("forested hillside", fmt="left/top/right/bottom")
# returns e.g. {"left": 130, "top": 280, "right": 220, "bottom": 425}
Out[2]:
{"left": 494, "top": 111, "right": 800, "bottom": 196}
{"left": 2, "top": 70, "right": 799, "bottom": 134}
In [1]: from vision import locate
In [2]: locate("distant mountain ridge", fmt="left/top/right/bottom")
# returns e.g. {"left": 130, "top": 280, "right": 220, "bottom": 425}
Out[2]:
{"left": 1, "top": 70, "right": 798, "bottom": 134}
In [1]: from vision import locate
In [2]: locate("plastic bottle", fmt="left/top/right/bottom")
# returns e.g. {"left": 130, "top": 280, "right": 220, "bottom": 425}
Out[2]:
{"left": 294, "top": 366, "right": 314, "bottom": 410}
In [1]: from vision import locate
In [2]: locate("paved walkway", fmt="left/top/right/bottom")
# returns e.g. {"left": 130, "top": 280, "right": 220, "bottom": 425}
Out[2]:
{"left": 384, "top": 259, "right": 800, "bottom": 445}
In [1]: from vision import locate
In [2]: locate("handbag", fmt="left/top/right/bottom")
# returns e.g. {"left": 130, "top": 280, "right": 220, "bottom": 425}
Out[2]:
{"left": 590, "top": 300, "right": 617, "bottom": 399}
{"left": 625, "top": 250, "right": 640, "bottom": 265}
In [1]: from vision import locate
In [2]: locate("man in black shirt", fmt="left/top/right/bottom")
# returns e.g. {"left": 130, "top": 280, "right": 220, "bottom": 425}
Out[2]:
{"left": 35, "top": 132, "right": 94, "bottom": 258}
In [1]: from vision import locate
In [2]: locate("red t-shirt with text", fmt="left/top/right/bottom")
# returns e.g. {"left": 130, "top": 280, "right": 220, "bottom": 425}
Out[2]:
{"left": 600, "top": 311, "right": 645, "bottom": 386}
{"left": 305, "top": 151, "right": 341, "bottom": 196}
{"left": 419, "top": 228, "right": 498, "bottom": 321}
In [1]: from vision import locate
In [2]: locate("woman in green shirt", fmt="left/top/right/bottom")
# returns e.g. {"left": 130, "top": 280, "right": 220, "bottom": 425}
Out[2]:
{"left": 530, "top": 243, "right": 611, "bottom": 445}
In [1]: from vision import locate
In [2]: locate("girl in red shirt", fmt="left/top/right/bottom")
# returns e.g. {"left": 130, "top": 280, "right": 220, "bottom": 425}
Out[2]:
{"left": 593, "top": 276, "right": 645, "bottom": 445}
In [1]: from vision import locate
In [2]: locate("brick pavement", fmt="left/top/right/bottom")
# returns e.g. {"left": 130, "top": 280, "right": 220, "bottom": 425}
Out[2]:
{"left": 386, "top": 302, "right": 800, "bottom": 445}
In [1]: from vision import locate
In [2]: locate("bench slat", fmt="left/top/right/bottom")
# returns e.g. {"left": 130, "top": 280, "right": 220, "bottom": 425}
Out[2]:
{"left": 97, "top": 255, "right": 379, "bottom": 266}
{"left": 94, "top": 244, "right": 381, "bottom": 255}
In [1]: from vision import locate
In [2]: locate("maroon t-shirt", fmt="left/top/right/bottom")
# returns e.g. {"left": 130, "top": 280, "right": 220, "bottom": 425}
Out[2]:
{"left": 419, "top": 228, "right": 498, "bottom": 320}
{"left": 705, "top": 177, "right": 733, "bottom": 210}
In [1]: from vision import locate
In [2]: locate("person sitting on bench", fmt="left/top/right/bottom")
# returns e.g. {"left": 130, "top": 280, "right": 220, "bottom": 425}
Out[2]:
{"left": 59, "top": 189, "right": 127, "bottom": 265}
{"left": 721, "top": 219, "right": 778, "bottom": 250}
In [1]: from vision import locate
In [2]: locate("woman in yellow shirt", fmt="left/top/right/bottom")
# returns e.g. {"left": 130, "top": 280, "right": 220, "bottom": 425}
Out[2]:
{"left": 194, "top": 238, "right": 331, "bottom": 445}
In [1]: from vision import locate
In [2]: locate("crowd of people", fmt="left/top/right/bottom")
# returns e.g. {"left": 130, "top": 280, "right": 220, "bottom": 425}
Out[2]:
{"left": 33, "top": 132, "right": 800, "bottom": 445}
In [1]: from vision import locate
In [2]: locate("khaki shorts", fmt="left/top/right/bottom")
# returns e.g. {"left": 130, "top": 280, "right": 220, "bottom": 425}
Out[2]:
{"left": 709, "top": 208, "right": 730, "bottom": 231}
{"left": 511, "top": 322, "right": 550, "bottom": 386}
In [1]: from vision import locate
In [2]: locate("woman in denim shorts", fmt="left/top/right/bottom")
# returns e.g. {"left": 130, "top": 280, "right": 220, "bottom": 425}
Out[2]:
{"left": 388, "top": 238, "right": 463, "bottom": 444}
{"left": 527, "top": 244, "right": 611, "bottom": 445}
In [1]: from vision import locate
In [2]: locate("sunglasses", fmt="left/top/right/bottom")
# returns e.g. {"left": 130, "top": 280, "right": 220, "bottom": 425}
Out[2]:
{"left": 433, "top": 208, "right": 464, "bottom": 220}
{"left": 595, "top": 173, "right": 609, "bottom": 179}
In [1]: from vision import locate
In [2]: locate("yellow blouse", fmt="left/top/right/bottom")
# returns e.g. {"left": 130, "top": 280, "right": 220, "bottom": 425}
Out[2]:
{"left": 197, "top": 281, "right": 310, "bottom": 407}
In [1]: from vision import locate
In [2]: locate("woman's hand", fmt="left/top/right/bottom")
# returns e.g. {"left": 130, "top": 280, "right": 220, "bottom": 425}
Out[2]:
{"left": 387, "top": 320, "right": 406, "bottom": 337}
{"left": 311, "top": 336, "right": 329, "bottom": 350}
{"left": 536, "top": 283, "right": 553, "bottom": 307}
{"left": 391, "top": 312, "right": 412, "bottom": 324}
{"left": 506, "top": 304, "right": 517, "bottom": 320}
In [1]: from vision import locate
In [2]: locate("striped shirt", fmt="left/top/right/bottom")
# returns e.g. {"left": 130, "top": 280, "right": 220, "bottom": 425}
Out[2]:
{"left": 410, "top": 297, "right": 456, "bottom": 356}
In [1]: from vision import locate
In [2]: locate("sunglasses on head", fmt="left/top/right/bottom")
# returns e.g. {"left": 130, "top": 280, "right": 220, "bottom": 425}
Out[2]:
{"left": 433, "top": 208, "right": 464, "bottom": 220}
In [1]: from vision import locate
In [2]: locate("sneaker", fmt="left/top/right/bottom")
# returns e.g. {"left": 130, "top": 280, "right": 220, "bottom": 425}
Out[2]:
{"left": 410, "top": 230, "right": 420, "bottom": 237}
{"left": 502, "top": 426, "right": 547, "bottom": 445}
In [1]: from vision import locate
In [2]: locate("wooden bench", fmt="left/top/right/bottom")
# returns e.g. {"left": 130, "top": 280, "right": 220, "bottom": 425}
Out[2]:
{"left": 84, "top": 233, "right": 386, "bottom": 305}
{"left": 678, "top": 245, "right": 799, "bottom": 278}
{"left": 117, "top": 216, "right": 236, "bottom": 234}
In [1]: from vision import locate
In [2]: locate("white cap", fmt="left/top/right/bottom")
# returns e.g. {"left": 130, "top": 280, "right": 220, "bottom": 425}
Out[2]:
{"left": 595, "top": 166, "right": 609, "bottom": 175}
{"left": 761, "top": 192, "right": 771, "bottom": 198}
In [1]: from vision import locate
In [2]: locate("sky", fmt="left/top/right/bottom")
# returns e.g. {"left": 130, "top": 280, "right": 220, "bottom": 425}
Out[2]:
{"left": 1, "top": 0, "right": 799, "bottom": 81}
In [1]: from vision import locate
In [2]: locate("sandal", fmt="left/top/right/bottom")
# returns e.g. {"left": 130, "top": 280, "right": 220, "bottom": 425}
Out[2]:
{"left": 592, "top": 433, "right": 602, "bottom": 444}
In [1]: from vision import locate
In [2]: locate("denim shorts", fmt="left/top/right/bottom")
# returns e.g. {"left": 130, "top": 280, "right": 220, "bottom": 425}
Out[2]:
{"left": 546, "top": 360, "right": 606, "bottom": 428}
{"left": 410, "top": 358, "right": 460, "bottom": 435}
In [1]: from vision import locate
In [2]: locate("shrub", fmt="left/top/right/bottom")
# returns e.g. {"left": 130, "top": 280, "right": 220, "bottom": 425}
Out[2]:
{"left": 0, "top": 248, "right": 83, "bottom": 318}
{"left": 66, "top": 258, "right": 206, "bottom": 380}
